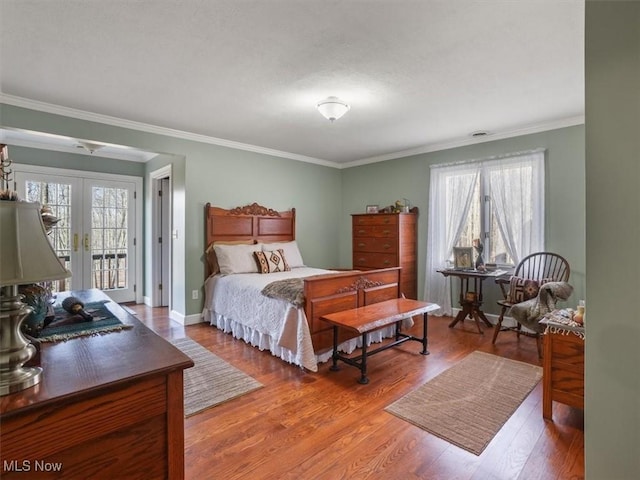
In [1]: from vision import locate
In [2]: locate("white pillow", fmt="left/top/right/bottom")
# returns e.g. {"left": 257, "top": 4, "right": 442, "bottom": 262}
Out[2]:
{"left": 262, "top": 241, "right": 305, "bottom": 268}
{"left": 213, "top": 243, "right": 262, "bottom": 275}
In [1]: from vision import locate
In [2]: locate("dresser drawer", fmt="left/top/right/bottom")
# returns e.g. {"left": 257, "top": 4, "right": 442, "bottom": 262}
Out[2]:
{"left": 353, "top": 252, "right": 397, "bottom": 268}
{"left": 353, "top": 237, "right": 398, "bottom": 253}
{"left": 550, "top": 334, "right": 584, "bottom": 365}
{"left": 353, "top": 225, "right": 398, "bottom": 238}
{"left": 353, "top": 215, "right": 398, "bottom": 226}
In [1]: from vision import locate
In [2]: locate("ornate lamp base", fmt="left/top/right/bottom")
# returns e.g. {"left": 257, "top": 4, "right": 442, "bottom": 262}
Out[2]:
{"left": 0, "top": 286, "right": 43, "bottom": 396}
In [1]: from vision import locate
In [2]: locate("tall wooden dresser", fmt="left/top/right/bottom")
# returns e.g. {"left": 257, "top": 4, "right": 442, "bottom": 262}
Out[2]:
{"left": 352, "top": 211, "right": 418, "bottom": 299}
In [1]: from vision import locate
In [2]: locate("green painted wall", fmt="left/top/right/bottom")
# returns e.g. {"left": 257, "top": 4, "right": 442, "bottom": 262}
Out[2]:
{"left": 8, "top": 146, "right": 145, "bottom": 177}
{"left": 341, "top": 125, "right": 586, "bottom": 315}
{"left": 585, "top": 2, "right": 640, "bottom": 478}
{"left": 1, "top": 104, "right": 342, "bottom": 319}
{"left": 144, "top": 153, "right": 186, "bottom": 313}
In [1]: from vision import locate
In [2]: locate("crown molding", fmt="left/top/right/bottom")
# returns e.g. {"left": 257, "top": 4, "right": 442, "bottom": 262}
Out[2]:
{"left": 0, "top": 94, "right": 338, "bottom": 168}
{"left": 1, "top": 94, "right": 584, "bottom": 170}
{"left": 340, "top": 115, "right": 585, "bottom": 169}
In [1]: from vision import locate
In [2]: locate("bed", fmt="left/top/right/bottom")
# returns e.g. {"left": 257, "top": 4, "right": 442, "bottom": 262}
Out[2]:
{"left": 201, "top": 202, "right": 404, "bottom": 372}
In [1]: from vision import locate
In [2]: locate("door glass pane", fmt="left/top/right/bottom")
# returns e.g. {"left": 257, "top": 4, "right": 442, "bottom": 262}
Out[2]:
{"left": 24, "top": 180, "right": 72, "bottom": 292}
{"left": 91, "top": 186, "right": 129, "bottom": 291}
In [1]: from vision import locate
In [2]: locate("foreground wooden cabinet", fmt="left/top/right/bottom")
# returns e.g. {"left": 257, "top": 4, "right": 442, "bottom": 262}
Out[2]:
{"left": 0, "top": 290, "right": 193, "bottom": 479}
{"left": 352, "top": 212, "right": 418, "bottom": 299}
{"left": 542, "top": 326, "right": 584, "bottom": 420}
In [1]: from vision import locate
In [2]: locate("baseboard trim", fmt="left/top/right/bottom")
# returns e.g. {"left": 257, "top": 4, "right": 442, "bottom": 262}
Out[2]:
{"left": 170, "top": 310, "right": 204, "bottom": 326}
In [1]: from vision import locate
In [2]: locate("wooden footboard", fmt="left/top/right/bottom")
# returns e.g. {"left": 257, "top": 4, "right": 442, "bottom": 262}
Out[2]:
{"left": 303, "top": 267, "right": 401, "bottom": 353}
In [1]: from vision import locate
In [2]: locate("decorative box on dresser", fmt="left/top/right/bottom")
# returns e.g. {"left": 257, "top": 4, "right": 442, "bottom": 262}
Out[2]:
{"left": 0, "top": 289, "right": 193, "bottom": 480}
{"left": 352, "top": 210, "right": 418, "bottom": 299}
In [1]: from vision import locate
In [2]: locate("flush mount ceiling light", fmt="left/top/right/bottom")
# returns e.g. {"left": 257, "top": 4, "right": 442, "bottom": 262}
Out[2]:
{"left": 316, "top": 96, "right": 350, "bottom": 122}
{"left": 76, "top": 141, "right": 105, "bottom": 154}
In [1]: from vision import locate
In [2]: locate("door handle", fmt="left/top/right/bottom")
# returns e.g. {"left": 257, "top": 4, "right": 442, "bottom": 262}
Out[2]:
{"left": 84, "top": 234, "right": 90, "bottom": 252}
{"left": 73, "top": 233, "right": 79, "bottom": 252}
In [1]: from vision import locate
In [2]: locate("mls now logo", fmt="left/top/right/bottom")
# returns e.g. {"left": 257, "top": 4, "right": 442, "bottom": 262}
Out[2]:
{"left": 3, "top": 460, "right": 63, "bottom": 472}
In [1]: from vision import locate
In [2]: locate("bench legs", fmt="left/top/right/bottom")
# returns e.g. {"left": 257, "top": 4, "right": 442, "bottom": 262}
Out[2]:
{"left": 330, "top": 312, "right": 430, "bottom": 384}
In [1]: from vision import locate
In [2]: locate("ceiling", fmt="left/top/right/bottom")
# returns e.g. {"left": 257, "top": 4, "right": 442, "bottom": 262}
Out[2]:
{"left": 0, "top": 1, "right": 584, "bottom": 167}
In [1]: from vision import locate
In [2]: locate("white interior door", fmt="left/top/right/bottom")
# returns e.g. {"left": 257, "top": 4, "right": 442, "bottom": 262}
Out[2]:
{"left": 14, "top": 167, "right": 140, "bottom": 303}
{"left": 160, "top": 177, "right": 171, "bottom": 306}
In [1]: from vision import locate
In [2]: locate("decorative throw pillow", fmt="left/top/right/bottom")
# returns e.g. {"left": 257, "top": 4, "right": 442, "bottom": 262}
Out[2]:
{"left": 213, "top": 243, "right": 262, "bottom": 275}
{"left": 507, "top": 276, "right": 552, "bottom": 303}
{"left": 254, "top": 249, "right": 291, "bottom": 273}
{"left": 261, "top": 241, "right": 304, "bottom": 268}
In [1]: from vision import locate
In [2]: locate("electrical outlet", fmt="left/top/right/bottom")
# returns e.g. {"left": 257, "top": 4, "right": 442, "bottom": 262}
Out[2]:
{"left": 192, "top": 289, "right": 199, "bottom": 300}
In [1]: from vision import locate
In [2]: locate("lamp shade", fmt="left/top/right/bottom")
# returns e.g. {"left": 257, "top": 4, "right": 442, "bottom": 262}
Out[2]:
{"left": 316, "top": 96, "right": 350, "bottom": 122}
{"left": 0, "top": 200, "right": 71, "bottom": 285}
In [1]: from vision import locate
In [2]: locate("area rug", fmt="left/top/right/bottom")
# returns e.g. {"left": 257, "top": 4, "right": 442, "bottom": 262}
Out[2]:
{"left": 170, "top": 337, "right": 264, "bottom": 417}
{"left": 385, "top": 351, "right": 542, "bottom": 455}
{"left": 35, "top": 301, "right": 133, "bottom": 342}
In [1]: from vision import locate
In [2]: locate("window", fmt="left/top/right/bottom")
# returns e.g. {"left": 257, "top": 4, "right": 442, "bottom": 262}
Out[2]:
{"left": 425, "top": 150, "right": 545, "bottom": 314}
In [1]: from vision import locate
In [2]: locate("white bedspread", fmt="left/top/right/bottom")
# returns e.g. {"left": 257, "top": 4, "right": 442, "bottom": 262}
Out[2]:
{"left": 201, "top": 267, "right": 396, "bottom": 372}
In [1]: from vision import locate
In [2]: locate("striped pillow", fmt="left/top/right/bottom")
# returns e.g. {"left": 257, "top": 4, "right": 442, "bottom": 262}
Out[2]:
{"left": 507, "top": 276, "right": 552, "bottom": 303}
{"left": 254, "top": 249, "right": 291, "bottom": 274}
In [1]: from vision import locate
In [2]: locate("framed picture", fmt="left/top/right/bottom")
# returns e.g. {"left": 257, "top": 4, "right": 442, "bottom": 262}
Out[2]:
{"left": 453, "top": 247, "right": 473, "bottom": 269}
{"left": 366, "top": 204, "right": 379, "bottom": 214}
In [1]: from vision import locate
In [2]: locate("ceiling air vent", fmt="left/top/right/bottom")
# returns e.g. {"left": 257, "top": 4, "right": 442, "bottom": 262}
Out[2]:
{"left": 470, "top": 131, "right": 490, "bottom": 137}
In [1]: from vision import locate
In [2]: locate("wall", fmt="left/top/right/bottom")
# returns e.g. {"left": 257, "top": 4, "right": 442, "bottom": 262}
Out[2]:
{"left": 585, "top": 2, "right": 640, "bottom": 478}
{"left": 341, "top": 125, "right": 586, "bottom": 315}
{"left": 7, "top": 146, "right": 146, "bottom": 177}
{"left": 144, "top": 153, "right": 185, "bottom": 313}
{"left": 0, "top": 104, "right": 343, "bottom": 319}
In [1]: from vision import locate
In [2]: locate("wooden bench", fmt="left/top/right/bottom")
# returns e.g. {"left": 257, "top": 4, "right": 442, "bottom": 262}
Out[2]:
{"left": 321, "top": 298, "right": 439, "bottom": 384}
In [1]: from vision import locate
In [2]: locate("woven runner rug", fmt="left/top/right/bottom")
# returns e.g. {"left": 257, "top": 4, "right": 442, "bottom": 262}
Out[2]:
{"left": 385, "top": 351, "right": 542, "bottom": 455}
{"left": 170, "top": 337, "right": 263, "bottom": 417}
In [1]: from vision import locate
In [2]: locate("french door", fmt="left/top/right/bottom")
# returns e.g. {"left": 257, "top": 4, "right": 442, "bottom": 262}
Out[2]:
{"left": 14, "top": 165, "right": 141, "bottom": 303}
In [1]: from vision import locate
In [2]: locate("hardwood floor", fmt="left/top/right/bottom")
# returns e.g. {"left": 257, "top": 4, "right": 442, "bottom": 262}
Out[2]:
{"left": 129, "top": 305, "right": 584, "bottom": 480}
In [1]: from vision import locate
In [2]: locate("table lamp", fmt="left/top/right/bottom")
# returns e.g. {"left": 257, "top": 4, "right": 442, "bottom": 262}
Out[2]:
{"left": 0, "top": 199, "right": 71, "bottom": 396}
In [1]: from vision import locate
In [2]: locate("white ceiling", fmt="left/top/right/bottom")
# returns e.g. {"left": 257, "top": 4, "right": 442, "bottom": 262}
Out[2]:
{"left": 0, "top": 0, "right": 584, "bottom": 167}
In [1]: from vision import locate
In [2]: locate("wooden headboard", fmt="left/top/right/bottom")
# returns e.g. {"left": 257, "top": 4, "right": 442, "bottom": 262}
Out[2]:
{"left": 205, "top": 202, "right": 296, "bottom": 249}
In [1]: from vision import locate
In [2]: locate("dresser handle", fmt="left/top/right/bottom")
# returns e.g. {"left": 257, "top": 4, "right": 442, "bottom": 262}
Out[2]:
{"left": 358, "top": 243, "right": 366, "bottom": 248}
{"left": 358, "top": 229, "right": 366, "bottom": 235}
{"left": 384, "top": 217, "right": 390, "bottom": 224}
{"left": 383, "top": 243, "right": 391, "bottom": 249}
{"left": 358, "top": 258, "right": 366, "bottom": 264}
{"left": 383, "top": 260, "right": 391, "bottom": 265}
{"left": 382, "top": 230, "right": 390, "bottom": 235}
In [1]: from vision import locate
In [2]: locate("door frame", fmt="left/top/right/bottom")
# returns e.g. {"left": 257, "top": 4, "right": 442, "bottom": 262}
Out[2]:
{"left": 149, "top": 165, "right": 173, "bottom": 309}
{"left": 13, "top": 163, "right": 144, "bottom": 304}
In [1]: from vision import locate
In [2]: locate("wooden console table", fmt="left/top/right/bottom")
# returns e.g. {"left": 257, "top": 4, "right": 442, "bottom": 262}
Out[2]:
{"left": 321, "top": 298, "right": 439, "bottom": 384}
{"left": 438, "top": 269, "right": 509, "bottom": 334}
{"left": 540, "top": 318, "right": 585, "bottom": 420}
{"left": 0, "top": 289, "right": 193, "bottom": 479}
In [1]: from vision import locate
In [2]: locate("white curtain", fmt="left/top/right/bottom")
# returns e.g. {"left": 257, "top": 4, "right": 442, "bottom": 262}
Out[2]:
{"left": 487, "top": 152, "right": 545, "bottom": 264}
{"left": 424, "top": 150, "right": 544, "bottom": 316}
{"left": 425, "top": 162, "right": 480, "bottom": 315}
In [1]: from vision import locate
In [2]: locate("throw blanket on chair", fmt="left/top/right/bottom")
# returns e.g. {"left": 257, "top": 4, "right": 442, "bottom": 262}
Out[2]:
{"left": 509, "top": 281, "right": 574, "bottom": 333}
{"left": 261, "top": 278, "right": 305, "bottom": 307}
